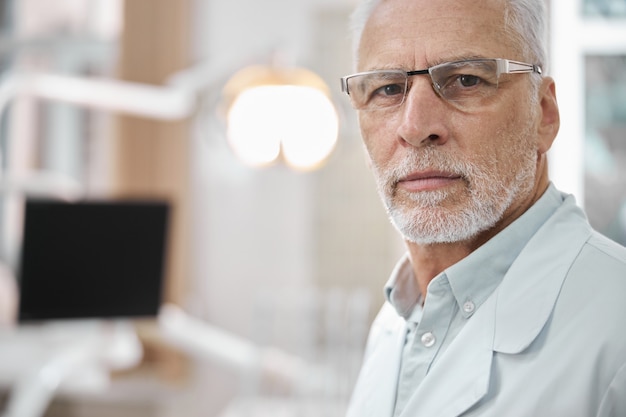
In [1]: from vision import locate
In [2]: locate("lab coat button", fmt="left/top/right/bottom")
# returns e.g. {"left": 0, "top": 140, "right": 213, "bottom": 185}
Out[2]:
{"left": 463, "top": 300, "right": 475, "bottom": 314}
{"left": 421, "top": 332, "right": 436, "bottom": 347}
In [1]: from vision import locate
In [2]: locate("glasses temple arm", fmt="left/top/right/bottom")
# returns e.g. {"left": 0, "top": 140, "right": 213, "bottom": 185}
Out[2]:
{"left": 505, "top": 60, "right": 542, "bottom": 74}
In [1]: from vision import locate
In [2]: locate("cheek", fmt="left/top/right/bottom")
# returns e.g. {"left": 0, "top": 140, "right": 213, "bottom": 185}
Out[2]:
{"left": 482, "top": 110, "right": 538, "bottom": 175}
{"left": 445, "top": 113, "right": 497, "bottom": 161}
{"left": 469, "top": 101, "right": 532, "bottom": 148}
{"left": 359, "top": 114, "right": 396, "bottom": 166}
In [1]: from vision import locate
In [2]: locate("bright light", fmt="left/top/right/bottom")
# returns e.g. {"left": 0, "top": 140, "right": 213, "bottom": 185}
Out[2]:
{"left": 281, "top": 87, "right": 339, "bottom": 171}
{"left": 226, "top": 83, "right": 339, "bottom": 170}
{"left": 227, "top": 87, "right": 282, "bottom": 167}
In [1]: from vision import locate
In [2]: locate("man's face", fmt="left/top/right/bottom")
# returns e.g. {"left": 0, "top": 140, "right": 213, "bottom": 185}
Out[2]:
{"left": 357, "top": 0, "right": 545, "bottom": 245}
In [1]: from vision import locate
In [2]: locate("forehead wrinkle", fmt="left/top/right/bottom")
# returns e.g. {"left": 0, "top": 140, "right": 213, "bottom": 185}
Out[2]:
{"left": 357, "top": 0, "right": 515, "bottom": 72}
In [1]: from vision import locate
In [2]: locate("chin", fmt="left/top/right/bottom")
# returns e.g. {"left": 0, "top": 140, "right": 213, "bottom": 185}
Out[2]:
{"left": 388, "top": 202, "right": 501, "bottom": 246}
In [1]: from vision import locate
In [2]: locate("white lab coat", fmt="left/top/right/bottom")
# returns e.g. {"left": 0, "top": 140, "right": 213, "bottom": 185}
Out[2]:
{"left": 347, "top": 195, "right": 626, "bottom": 417}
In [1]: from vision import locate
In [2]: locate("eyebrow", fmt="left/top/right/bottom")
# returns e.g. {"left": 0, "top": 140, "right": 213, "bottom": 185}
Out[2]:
{"left": 363, "top": 54, "right": 491, "bottom": 73}
{"left": 361, "top": 64, "right": 407, "bottom": 72}
{"left": 427, "top": 54, "right": 489, "bottom": 68}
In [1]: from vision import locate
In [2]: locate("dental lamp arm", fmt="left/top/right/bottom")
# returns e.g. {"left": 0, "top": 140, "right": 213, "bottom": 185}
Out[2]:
{"left": 0, "top": 71, "right": 197, "bottom": 122}
{"left": 157, "top": 304, "right": 328, "bottom": 392}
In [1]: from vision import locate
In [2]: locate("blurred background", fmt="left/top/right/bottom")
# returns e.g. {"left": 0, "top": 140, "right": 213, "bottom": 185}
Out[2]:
{"left": 0, "top": 0, "right": 624, "bottom": 416}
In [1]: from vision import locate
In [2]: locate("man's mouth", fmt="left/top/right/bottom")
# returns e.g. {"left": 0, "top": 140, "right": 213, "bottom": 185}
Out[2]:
{"left": 396, "top": 170, "right": 463, "bottom": 192}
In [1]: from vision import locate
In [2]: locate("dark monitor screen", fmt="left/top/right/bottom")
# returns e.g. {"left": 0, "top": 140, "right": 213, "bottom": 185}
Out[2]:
{"left": 17, "top": 199, "right": 169, "bottom": 322}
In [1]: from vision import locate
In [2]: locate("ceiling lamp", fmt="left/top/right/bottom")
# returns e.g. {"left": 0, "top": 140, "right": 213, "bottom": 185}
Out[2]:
{"left": 221, "top": 66, "right": 339, "bottom": 171}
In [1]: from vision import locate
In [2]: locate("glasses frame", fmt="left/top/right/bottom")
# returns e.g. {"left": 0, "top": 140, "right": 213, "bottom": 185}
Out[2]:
{"left": 340, "top": 58, "right": 542, "bottom": 111}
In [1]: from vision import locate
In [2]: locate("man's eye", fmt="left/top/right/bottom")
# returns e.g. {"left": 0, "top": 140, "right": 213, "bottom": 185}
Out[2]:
{"left": 458, "top": 74, "right": 481, "bottom": 87}
{"left": 374, "top": 83, "right": 404, "bottom": 96}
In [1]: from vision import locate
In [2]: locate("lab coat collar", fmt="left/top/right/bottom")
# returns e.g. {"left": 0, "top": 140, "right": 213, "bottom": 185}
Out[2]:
{"left": 348, "top": 302, "right": 407, "bottom": 417}
{"left": 492, "top": 193, "right": 592, "bottom": 353}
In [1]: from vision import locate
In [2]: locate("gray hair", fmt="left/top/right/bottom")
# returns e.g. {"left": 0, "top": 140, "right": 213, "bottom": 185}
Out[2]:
{"left": 350, "top": 0, "right": 548, "bottom": 73}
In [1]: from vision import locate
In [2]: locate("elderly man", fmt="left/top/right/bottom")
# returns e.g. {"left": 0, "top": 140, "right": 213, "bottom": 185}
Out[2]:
{"left": 340, "top": 0, "right": 626, "bottom": 416}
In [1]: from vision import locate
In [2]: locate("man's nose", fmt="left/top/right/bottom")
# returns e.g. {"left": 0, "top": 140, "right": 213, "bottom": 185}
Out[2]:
{"left": 396, "top": 79, "right": 449, "bottom": 148}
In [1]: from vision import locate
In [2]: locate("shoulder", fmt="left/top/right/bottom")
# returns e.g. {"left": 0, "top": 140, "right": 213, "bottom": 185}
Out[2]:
{"left": 586, "top": 231, "right": 626, "bottom": 266}
{"left": 556, "top": 231, "right": 626, "bottom": 336}
{"left": 573, "top": 231, "right": 626, "bottom": 279}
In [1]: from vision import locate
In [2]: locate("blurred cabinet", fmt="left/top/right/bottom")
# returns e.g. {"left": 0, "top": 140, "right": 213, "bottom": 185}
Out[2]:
{"left": 584, "top": 55, "right": 626, "bottom": 245}
{"left": 580, "top": 1, "right": 626, "bottom": 245}
{"left": 550, "top": 0, "right": 626, "bottom": 245}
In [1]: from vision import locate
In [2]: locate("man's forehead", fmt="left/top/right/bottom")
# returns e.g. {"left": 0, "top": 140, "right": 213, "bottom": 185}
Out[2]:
{"left": 357, "top": 0, "right": 511, "bottom": 69}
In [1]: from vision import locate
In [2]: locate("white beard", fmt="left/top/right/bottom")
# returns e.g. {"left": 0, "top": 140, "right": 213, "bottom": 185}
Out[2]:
{"left": 370, "top": 137, "right": 538, "bottom": 245}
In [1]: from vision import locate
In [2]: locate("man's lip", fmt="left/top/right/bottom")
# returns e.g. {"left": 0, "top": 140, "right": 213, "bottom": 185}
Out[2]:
{"left": 397, "top": 170, "right": 462, "bottom": 191}
{"left": 399, "top": 170, "right": 462, "bottom": 182}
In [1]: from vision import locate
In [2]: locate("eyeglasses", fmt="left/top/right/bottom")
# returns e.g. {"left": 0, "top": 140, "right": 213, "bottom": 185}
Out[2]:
{"left": 340, "top": 58, "right": 542, "bottom": 112}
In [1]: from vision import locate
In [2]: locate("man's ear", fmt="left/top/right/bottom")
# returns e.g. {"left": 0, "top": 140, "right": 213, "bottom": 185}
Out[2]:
{"left": 536, "top": 77, "right": 560, "bottom": 154}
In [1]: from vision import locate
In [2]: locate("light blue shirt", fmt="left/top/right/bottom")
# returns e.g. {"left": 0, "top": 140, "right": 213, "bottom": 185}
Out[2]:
{"left": 348, "top": 184, "right": 626, "bottom": 417}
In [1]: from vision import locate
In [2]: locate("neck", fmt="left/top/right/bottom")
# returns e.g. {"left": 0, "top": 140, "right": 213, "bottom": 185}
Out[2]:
{"left": 405, "top": 242, "right": 471, "bottom": 296}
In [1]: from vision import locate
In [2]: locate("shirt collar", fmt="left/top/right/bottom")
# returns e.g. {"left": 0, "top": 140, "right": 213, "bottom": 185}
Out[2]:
{"left": 385, "top": 183, "right": 564, "bottom": 320}
{"left": 384, "top": 253, "right": 419, "bottom": 319}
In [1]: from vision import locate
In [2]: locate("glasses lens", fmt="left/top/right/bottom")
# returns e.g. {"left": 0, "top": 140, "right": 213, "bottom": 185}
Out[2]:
{"left": 430, "top": 59, "right": 500, "bottom": 103}
{"left": 347, "top": 71, "right": 408, "bottom": 110}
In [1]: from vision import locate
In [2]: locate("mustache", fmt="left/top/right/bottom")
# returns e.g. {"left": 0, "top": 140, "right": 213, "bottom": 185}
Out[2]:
{"left": 383, "top": 149, "right": 474, "bottom": 185}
